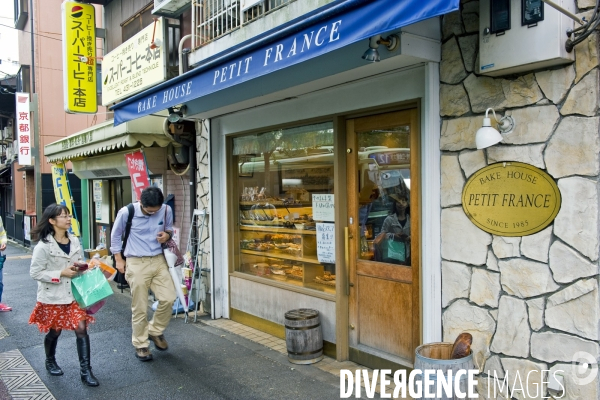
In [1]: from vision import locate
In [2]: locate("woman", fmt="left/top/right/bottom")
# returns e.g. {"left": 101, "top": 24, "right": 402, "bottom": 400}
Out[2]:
{"left": 28, "top": 204, "right": 99, "bottom": 387}
{"left": 376, "top": 193, "right": 410, "bottom": 264}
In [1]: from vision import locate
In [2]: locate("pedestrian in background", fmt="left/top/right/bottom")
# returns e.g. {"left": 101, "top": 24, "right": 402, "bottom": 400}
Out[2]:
{"left": 0, "top": 216, "right": 11, "bottom": 311}
{"left": 110, "top": 187, "right": 176, "bottom": 362}
{"left": 28, "top": 204, "right": 99, "bottom": 387}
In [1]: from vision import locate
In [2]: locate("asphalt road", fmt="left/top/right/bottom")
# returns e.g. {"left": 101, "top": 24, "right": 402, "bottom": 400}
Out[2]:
{"left": 0, "top": 242, "right": 343, "bottom": 400}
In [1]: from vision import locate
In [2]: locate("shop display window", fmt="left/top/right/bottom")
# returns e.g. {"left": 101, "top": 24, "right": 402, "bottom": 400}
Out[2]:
{"left": 232, "top": 122, "right": 335, "bottom": 294}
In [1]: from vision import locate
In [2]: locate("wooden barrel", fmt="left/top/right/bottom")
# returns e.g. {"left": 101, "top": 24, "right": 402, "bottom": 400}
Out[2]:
{"left": 284, "top": 309, "right": 324, "bottom": 364}
{"left": 413, "top": 342, "right": 476, "bottom": 400}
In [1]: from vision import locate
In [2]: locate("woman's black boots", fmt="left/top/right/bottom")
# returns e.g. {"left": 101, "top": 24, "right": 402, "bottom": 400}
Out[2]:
{"left": 44, "top": 333, "right": 63, "bottom": 376}
{"left": 76, "top": 336, "right": 99, "bottom": 387}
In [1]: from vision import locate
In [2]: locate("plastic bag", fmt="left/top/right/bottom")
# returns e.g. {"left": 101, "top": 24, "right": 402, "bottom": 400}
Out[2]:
{"left": 71, "top": 267, "right": 114, "bottom": 308}
{"left": 151, "top": 299, "right": 195, "bottom": 315}
{"left": 386, "top": 239, "right": 406, "bottom": 262}
{"left": 86, "top": 299, "right": 106, "bottom": 315}
{"left": 89, "top": 256, "right": 117, "bottom": 281}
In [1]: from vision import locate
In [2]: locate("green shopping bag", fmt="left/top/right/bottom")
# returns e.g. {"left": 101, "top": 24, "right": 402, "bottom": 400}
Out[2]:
{"left": 386, "top": 239, "right": 406, "bottom": 263}
{"left": 71, "top": 267, "right": 113, "bottom": 308}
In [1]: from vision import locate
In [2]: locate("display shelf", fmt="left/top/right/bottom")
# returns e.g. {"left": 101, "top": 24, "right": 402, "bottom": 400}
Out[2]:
{"left": 240, "top": 226, "right": 316, "bottom": 235}
{"left": 237, "top": 270, "right": 336, "bottom": 295}
{"left": 240, "top": 249, "right": 321, "bottom": 264}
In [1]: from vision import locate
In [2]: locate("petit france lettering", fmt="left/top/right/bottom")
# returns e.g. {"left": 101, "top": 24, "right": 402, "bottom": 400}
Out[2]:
{"left": 135, "top": 19, "right": 343, "bottom": 115}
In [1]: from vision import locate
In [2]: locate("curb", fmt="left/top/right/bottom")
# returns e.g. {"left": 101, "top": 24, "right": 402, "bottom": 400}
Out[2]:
{"left": 6, "top": 240, "right": 32, "bottom": 253}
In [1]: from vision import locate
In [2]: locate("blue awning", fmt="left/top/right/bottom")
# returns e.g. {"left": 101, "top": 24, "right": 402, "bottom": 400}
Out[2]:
{"left": 111, "top": 0, "right": 459, "bottom": 125}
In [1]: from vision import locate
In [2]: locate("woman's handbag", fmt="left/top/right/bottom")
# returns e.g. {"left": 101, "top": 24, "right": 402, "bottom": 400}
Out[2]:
{"left": 162, "top": 210, "right": 184, "bottom": 266}
{"left": 0, "top": 253, "right": 6, "bottom": 270}
{"left": 71, "top": 267, "right": 114, "bottom": 308}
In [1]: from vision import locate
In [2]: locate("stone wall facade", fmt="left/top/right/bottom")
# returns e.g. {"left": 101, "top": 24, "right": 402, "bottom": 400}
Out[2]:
{"left": 440, "top": 1, "right": 599, "bottom": 398}
{"left": 195, "top": 120, "right": 211, "bottom": 308}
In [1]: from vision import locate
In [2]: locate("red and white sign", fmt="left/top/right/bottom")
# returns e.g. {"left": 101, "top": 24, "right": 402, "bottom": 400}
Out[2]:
{"left": 125, "top": 150, "right": 150, "bottom": 200}
{"left": 15, "top": 92, "right": 31, "bottom": 165}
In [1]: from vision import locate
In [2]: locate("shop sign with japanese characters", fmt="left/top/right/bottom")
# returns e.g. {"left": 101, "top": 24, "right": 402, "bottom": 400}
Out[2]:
{"left": 102, "top": 18, "right": 166, "bottom": 106}
{"left": 125, "top": 150, "right": 150, "bottom": 200}
{"left": 462, "top": 162, "right": 561, "bottom": 237}
{"left": 62, "top": 1, "right": 97, "bottom": 114}
{"left": 15, "top": 92, "right": 31, "bottom": 165}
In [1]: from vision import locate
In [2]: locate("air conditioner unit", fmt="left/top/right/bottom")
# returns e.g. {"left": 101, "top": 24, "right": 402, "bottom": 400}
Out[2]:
{"left": 153, "top": 0, "right": 191, "bottom": 18}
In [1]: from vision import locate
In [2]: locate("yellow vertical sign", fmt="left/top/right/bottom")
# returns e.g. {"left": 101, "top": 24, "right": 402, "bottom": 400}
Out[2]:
{"left": 62, "top": 1, "right": 97, "bottom": 114}
{"left": 51, "top": 163, "right": 81, "bottom": 237}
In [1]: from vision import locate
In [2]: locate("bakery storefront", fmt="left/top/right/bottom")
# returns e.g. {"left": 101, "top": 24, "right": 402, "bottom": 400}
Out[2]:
{"left": 111, "top": 0, "right": 458, "bottom": 369}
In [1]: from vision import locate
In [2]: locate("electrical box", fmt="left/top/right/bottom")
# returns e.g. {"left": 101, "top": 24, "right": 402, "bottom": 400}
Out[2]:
{"left": 479, "top": 0, "right": 575, "bottom": 77}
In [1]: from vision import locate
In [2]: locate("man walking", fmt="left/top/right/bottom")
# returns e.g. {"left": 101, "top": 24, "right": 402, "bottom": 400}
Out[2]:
{"left": 110, "top": 187, "right": 176, "bottom": 361}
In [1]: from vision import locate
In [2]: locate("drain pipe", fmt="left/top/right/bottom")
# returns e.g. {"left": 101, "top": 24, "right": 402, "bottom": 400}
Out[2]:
{"left": 178, "top": 34, "right": 196, "bottom": 75}
{"left": 177, "top": 35, "right": 198, "bottom": 215}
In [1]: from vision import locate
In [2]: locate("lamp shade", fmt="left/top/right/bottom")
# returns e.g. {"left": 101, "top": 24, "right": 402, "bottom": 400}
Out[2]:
{"left": 476, "top": 117, "right": 503, "bottom": 149}
{"left": 362, "top": 48, "right": 380, "bottom": 62}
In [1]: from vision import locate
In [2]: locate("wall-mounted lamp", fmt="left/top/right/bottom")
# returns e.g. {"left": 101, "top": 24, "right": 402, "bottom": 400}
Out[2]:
{"left": 167, "top": 105, "right": 187, "bottom": 123}
{"left": 362, "top": 34, "right": 399, "bottom": 62}
{"left": 150, "top": 18, "right": 162, "bottom": 49}
{"left": 476, "top": 108, "right": 516, "bottom": 149}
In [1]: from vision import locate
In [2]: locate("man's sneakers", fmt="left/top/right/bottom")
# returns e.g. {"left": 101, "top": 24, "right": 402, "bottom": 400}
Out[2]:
{"left": 0, "top": 304, "right": 12, "bottom": 312}
{"left": 135, "top": 347, "right": 153, "bottom": 361}
{"left": 149, "top": 334, "right": 168, "bottom": 351}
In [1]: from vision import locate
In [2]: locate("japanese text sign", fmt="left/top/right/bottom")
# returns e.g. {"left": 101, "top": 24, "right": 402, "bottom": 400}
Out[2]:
{"left": 102, "top": 18, "right": 166, "bottom": 106}
{"left": 125, "top": 150, "right": 150, "bottom": 200}
{"left": 62, "top": 1, "right": 97, "bottom": 114}
{"left": 316, "top": 223, "right": 335, "bottom": 264}
{"left": 51, "top": 163, "right": 81, "bottom": 236}
{"left": 312, "top": 194, "right": 335, "bottom": 222}
{"left": 15, "top": 92, "right": 31, "bottom": 165}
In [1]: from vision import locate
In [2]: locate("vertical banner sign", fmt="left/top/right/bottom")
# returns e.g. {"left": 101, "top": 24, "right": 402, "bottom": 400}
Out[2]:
{"left": 62, "top": 1, "right": 97, "bottom": 114}
{"left": 125, "top": 150, "right": 150, "bottom": 200}
{"left": 51, "top": 163, "right": 81, "bottom": 236}
{"left": 15, "top": 92, "right": 31, "bottom": 165}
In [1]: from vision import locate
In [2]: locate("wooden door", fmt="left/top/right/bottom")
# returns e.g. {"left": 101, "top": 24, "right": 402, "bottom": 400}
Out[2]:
{"left": 346, "top": 109, "right": 420, "bottom": 367}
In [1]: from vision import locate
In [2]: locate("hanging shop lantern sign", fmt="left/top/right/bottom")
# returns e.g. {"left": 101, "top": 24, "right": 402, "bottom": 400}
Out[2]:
{"left": 461, "top": 162, "right": 561, "bottom": 237}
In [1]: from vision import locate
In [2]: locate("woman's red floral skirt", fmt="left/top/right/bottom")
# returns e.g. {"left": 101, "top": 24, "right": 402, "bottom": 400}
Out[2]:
{"left": 28, "top": 301, "right": 95, "bottom": 333}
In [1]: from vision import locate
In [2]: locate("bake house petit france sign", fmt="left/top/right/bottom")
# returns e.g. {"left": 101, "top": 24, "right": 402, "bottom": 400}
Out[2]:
{"left": 461, "top": 162, "right": 561, "bottom": 237}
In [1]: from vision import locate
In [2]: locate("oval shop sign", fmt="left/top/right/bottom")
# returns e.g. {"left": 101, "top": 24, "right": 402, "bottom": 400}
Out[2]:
{"left": 461, "top": 162, "right": 561, "bottom": 237}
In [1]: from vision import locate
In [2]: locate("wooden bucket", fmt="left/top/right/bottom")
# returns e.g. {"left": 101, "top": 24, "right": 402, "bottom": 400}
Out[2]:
{"left": 284, "top": 309, "right": 324, "bottom": 365}
{"left": 413, "top": 342, "right": 476, "bottom": 400}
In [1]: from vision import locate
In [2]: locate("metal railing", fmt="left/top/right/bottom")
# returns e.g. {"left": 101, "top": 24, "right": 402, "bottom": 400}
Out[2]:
{"left": 193, "top": 0, "right": 294, "bottom": 49}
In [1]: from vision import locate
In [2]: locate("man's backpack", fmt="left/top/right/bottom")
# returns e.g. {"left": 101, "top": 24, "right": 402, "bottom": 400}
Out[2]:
{"left": 113, "top": 203, "right": 135, "bottom": 292}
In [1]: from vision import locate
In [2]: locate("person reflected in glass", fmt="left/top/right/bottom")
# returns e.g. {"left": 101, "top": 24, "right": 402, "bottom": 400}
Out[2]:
{"left": 378, "top": 193, "right": 410, "bottom": 265}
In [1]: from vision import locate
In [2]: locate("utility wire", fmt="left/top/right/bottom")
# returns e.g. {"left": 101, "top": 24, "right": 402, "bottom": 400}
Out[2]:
{"left": 566, "top": 0, "right": 600, "bottom": 51}
{"left": 0, "top": 23, "right": 104, "bottom": 52}
{"left": 0, "top": 23, "right": 62, "bottom": 42}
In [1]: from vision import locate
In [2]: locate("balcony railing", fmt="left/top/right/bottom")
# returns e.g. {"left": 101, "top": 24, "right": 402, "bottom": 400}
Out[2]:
{"left": 192, "top": 0, "right": 294, "bottom": 49}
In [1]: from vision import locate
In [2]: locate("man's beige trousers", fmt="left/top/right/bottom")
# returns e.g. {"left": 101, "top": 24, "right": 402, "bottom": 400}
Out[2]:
{"left": 125, "top": 255, "right": 177, "bottom": 349}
